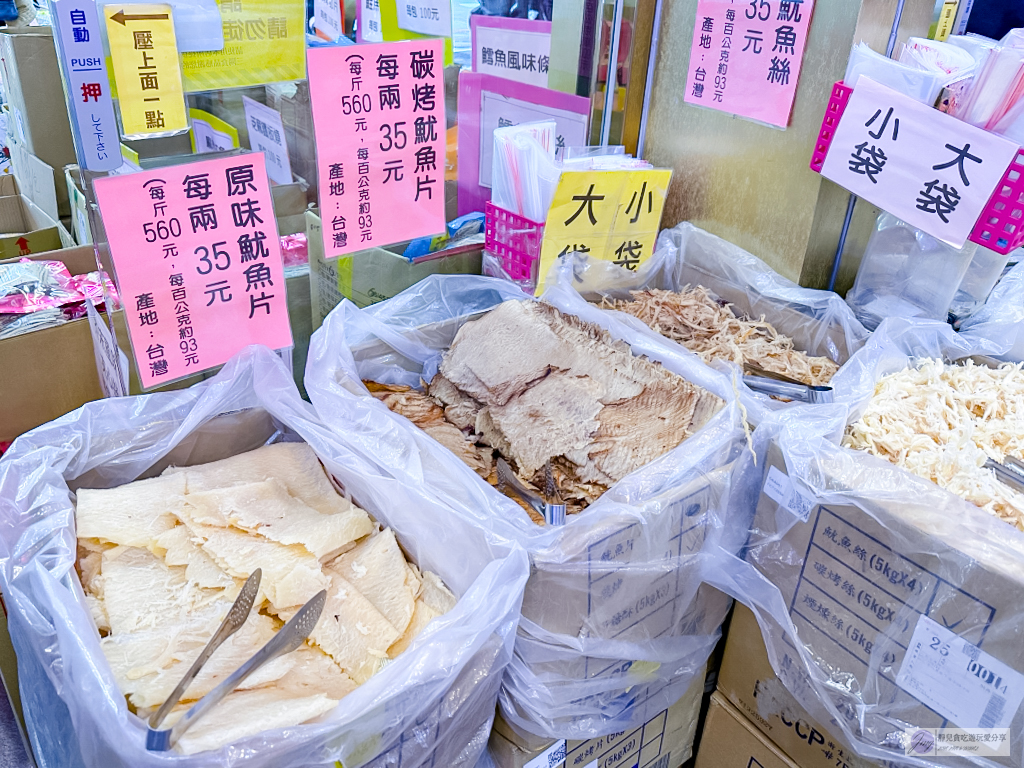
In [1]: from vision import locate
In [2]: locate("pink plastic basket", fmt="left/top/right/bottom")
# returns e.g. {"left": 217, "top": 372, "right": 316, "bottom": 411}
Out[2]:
{"left": 809, "top": 81, "right": 853, "bottom": 174}
{"left": 484, "top": 201, "right": 545, "bottom": 281}
{"left": 969, "top": 149, "right": 1024, "bottom": 254}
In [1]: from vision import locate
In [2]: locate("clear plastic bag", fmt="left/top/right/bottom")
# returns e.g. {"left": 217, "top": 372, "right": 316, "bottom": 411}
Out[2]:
{"left": 710, "top": 319, "right": 1024, "bottom": 768}
{"left": 305, "top": 274, "right": 747, "bottom": 740}
{"left": 0, "top": 345, "right": 529, "bottom": 768}
{"left": 550, "top": 222, "right": 870, "bottom": 424}
{"left": 958, "top": 259, "right": 1024, "bottom": 361}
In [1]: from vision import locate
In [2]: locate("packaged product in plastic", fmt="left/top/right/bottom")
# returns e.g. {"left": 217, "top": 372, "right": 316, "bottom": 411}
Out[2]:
{"left": 0, "top": 345, "right": 528, "bottom": 768}
{"left": 711, "top": 319, "right": 1024, "bottom": 768}
{"left": 305, "top": 274, "right": 747, "bottom": 740}
{"left": 551, "top": 223, "right": 869, "bottom": 424}
{"left": 958, "top": 259, "right": 1024, "bottom": 360}
{"left": 845, "top": 213, "right": 977, "bottom": 331}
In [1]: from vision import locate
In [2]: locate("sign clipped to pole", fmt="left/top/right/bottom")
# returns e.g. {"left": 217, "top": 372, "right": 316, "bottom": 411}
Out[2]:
{"left": 536, "top": 168, "right": 671, "bottom": 293}
{"left": 93, "top": 153, "right": 293, "bottom": 389}
{"left": 308, "top": 39, "right": 446, "bottom": 259}
{"left": 683, "top": 0, "right": 814, "bottom": 128}
{"left": 820, "top": 78, "right": 1018, "bottom": 248}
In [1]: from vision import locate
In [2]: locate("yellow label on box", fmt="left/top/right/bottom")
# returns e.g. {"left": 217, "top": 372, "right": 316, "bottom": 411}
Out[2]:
{"left": 105, "top": 4, "right": 188, "bottom": 136}
{"left": 181, "top": 0, "right": 306, "bottom": 91}
{"left": 537, "top": 168, "right": 671, "bottom": 293}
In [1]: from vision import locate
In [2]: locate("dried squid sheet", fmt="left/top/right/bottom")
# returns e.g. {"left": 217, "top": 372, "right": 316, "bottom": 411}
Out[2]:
{"left": 844, "top": 358, "right": 1024, "bottom": 531}
{"left": 600, "top": 287, "right": 839, "bottom": 387}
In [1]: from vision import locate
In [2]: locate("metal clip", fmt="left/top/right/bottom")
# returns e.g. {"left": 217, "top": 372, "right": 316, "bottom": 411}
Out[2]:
{"left": 496, "top": 458, "right": 566, "bottom": 526}
{"left": 742, "top": 363, "right": 834, "bottom": 404}
{"left": 984, "top": 457, "right": 1024, "bottom": 494}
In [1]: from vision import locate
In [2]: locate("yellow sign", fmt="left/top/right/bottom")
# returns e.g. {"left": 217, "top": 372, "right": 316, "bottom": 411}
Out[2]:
{"left": 105, "top": 4, "right": 188, "bottom": 137}
{"left": 537, "top": 169, "right": 672, "bottom": 293}
{"left": 181, "top": 0, "right": 305, "bottom": 91}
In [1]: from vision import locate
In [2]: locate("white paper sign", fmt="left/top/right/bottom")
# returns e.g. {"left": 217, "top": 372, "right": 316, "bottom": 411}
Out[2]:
{"left": 396, "top": 0, "right": 451, "bottom": 38}
{"left": 897, "top": 615, "right": 1024, "bottom": 730}
{"left": 361, "top": 0, "right": 383, "bottom": 42}
{"left": 86, "top": 299, "right": 129, "bottom": 398}
{"left": 762, "top": 465, "right": 814, "bottom": 521}
{"left": 473, "top": 18, "right": 551, "bottom": 89}
{"left": 242, "top": 96, "right": 292, "bottom": 186}
{"left": 192, "top": 117, "right": 236, "bottom": 154}
{"left": 313, "top": 0, "right": 344, "bottom": 41}
{"left": 478, "top": 91, "right": 588, "bottom": 188}
{"left": 821, "top": 78, "right": 1018, "bottom": 248}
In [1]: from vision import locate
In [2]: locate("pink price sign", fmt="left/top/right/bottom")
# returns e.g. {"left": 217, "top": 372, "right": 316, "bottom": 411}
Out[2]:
{"left": 94, "top": 153, "right": 293, "bottom": 389}
{"left": 308, "top": 39, "right": 447, "bottom": 259}
{"left": 684, "top": 0, "right": 814, "bottom": 128}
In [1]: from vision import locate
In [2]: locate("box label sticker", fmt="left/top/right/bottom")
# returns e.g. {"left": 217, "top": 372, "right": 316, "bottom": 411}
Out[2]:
{"left": 897, "top": 615, "right": 1024, "bottom": 729}
{"left": 763, "top": 465, "right": 813, "bottom": 520}
{"left": 524, "top": 739, "right": 566, "bottom": 768}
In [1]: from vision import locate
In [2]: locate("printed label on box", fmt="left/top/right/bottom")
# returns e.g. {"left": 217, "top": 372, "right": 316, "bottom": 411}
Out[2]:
{"left": 763, "top": 465, "right": 813, "bottom": 521}
{"left": 897, "top": 615, "right": 1024, "bottom": 730}
{"left": 524, "top": 739, "right": 567, "bottom": 768}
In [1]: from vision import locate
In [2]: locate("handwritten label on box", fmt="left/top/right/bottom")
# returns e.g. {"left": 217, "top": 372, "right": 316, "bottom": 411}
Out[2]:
{"left": 820, "top": 78, "right": 1018, "bottom": 248}
{"left": 308, "top": 40, "right": 446, "bottom": 259}
{"left": 94, "top": 153, "right": 292, "bottom": 389}
{"left": 684, "top": 0, "right": 814, "bottom": 128}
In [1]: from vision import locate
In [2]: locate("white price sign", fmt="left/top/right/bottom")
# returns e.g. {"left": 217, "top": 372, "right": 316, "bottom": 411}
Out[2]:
{"left": 313, "top": 0, "right": 343, "bottom": 41}
{"left": 396, "top": 0, "right": 451, "bottom": 38}
{"left": 821, "top": 77, "right": 1018, "bottom": 248}
{"left": 472, "top": 16, "right": 551, "bottom": 89}
{"left": 242, "top": 96, "right": 292, "bottom": 186}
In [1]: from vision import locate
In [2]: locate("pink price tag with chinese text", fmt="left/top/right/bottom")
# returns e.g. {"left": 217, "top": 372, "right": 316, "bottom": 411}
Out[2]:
{"left": 684, "top": 0, "right": 814, "bottom": 128}
{"left": 309, "top": 39, "right": 447, "bottom": 259}
{"left": 94, "top": 153, "right": 293, "bottom": 389}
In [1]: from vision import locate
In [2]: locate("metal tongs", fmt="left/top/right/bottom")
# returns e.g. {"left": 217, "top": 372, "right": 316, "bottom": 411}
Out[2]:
{"left": 742, "top": 363, "right": 834, "bottom": 404}
{"left": 497, "top": 458, "right": 566, "bottom": 526}
{"left": 985, "top": 455, "right": 1024, "bottom": 494}
{"left": 145, "top": 569, "right": 327, "bottom": 751}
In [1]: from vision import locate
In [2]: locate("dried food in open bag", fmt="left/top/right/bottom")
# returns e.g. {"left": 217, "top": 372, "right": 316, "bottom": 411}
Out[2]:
{"left": 305, "top": 274, "right": 746, "bottom": 739}
{"left": 0, "top": 345, "right": 528, "bottom": 768}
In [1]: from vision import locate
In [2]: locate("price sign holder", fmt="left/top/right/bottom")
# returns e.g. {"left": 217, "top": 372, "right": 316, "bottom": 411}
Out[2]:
{"left": 810, "top": 79, "right": 1024, "bottom": 254}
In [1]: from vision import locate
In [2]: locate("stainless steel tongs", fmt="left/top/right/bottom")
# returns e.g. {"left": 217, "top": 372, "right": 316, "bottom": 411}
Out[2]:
{"left": 145, "top": 569, "right": 327, "bottom": 751}
{"left": 497, "top": 458, "right": 566, "bottom": 526}
{"left": 985, "top": 455, "right": 1024, "bottom": 494}
{"left": 742, "top": 363, "right": 834, "bottom": 404}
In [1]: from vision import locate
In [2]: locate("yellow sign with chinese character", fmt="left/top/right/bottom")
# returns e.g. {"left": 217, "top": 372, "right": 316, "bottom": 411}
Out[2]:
{"left": 105, "top": 4, "right": 188, "bottom": 137}
{"left": 181, "top": 0, "right": 305, "bottom": 91}
{"left": 536, "top": 168, "right": 672, "bottom": 294}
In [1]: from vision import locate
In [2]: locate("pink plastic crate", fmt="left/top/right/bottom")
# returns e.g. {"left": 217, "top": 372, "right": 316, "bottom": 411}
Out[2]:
{"left": 809, "top": 81, "right": 853, "bottom": 173}
{"left": 484, "top": 201, "right": 545, "bottom": 281}
{"left": 969, "top": 149, "right": 1024, "bottom": 254}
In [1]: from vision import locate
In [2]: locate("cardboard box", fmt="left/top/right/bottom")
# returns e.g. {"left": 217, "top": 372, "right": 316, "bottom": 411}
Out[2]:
{"left": 490, "top": 670, "right": 707, "bottom": 768}
{"left": 306, "top": 210, "right": 483, "bottom": 326}
{"left": 0, "top": 247, "right": 199, "bottom": 443}
{"left": 7, "top": 138, "right": 70, "bottom": 222}
{"left": 695, "top": 694, "right": 798, "bottom": 768}
{"left": 272, "top": 180, "right": 310, "bottom": 236}
{"left": 748, "top": 440, "right": 1023, "bottom": 764}
{"left": 0, "top": 29, "right": 76, "bottom": 172}
{"left": 719, "top": 605, "right": 880, "bottom": 768}
{"left": 0, "top": 195, "right": 65, "bottom": 258}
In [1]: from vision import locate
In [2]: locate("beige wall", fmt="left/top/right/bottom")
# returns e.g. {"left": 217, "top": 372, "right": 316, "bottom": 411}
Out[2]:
{"left": 643, "top": 0, "right": 936, "bottom": 289}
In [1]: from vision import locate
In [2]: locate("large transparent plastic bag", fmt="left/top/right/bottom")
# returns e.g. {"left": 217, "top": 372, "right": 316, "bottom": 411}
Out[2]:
{"left": 305, "top": 274, "right": 747, "bottom": 740}
{"left": 0, "top": 345, "right": 529, "bottom": 768}
{"left": 708, "top": 319, "right": 1024, "bottom": 768}
{"left": 959, "top": 260, "right": 1024, "bottom": 362}
{"left": 550, "top": 223, "right": 870, "bottom": 425}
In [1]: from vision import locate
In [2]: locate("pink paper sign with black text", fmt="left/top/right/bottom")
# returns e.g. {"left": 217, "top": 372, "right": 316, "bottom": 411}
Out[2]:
{"left": 684, "top": 0, "right": 814, "bottom": 128}
{"left": 308, "top": 39, "right": 447, "bottom": 259}
{"left": 94, "top": 153, "right": 292, "bottom": 389}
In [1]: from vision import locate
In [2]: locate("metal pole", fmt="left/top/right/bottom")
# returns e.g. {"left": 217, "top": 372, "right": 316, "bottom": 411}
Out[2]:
{"left": 636, "top": 0, "right": 664, "bottom": 159}
{"left": 826, "top": 0, "right": 907, "bottom": 291}
{"left": 600, "top": 0, "right": 626, "bottom": 146}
